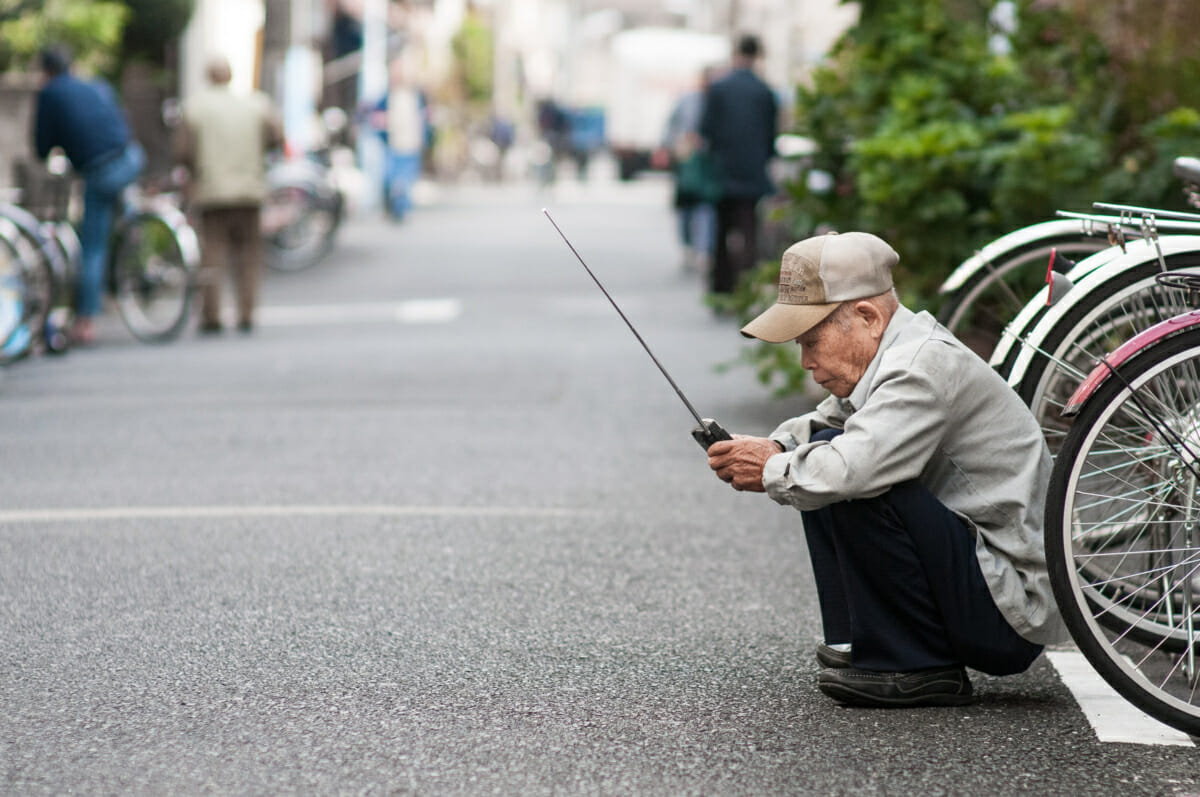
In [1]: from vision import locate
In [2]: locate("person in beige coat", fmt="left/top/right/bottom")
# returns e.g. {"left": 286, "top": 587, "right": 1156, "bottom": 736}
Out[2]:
{"left": 177, "top": 56, "right": 283, "bottom": 333}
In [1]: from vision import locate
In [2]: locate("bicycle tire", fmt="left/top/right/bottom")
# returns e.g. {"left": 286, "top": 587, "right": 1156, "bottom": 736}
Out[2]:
{"left": 111, "top": 210, "right": 194, "bottom": 343}
{"left": 938, "top": 234, "right": 1108, "bottom": 360}
{"left": 1047, "top": 326, "right": 1200, "bottom": 736}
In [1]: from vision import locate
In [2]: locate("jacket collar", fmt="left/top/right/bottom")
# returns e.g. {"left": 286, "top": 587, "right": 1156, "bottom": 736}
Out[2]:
{"left": 842, "top": 305, "right": 914, "bottom": 413}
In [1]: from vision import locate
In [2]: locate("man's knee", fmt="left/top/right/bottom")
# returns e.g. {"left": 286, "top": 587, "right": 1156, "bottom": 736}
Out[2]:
{"left": 810, "top": 427, "right": 841, "bottom": 443}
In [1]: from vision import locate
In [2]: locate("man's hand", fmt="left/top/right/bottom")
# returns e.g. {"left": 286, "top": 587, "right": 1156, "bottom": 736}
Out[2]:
{"left": 706, "top": 435, "right": 783, "bottom": 492}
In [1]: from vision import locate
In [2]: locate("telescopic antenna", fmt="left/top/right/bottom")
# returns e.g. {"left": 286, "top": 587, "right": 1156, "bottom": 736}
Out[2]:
{"left": 542, "top": 208, "right": 707, "bottom": 428}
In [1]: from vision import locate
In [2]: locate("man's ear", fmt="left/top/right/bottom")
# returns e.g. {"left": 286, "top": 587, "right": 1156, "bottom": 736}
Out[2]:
{"left": 854, "top": 300, "right": 886, "bottom": 337}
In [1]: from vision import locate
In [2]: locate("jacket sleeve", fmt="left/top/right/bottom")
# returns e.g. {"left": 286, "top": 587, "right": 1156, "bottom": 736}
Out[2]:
{"left": 761, "top": 361, "right": 950, "bottom": 511}
{"left": 767, "top": 393, "right": 848, "bottom": 450}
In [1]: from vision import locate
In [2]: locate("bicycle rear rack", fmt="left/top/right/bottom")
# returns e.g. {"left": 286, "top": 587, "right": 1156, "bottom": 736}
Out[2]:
{"left": 1056, "top": 202, "right": 1200, "bottom": 273}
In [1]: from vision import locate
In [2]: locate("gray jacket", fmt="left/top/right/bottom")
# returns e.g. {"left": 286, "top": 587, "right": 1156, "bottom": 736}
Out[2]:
{"left": 762, "top": 307, "right": 1067, "bottom": 645}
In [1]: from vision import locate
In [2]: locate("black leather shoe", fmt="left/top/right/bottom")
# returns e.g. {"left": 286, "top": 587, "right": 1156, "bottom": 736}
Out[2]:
{"left": 816, "top": 643, "right": 852, "bottom": 669}
{"left": 817, "top": 666, "right": 973, "bottom": 707}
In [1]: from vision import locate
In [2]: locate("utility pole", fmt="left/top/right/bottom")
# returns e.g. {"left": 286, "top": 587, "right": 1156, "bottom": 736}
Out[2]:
{"left": 262, "top": 0, "right": 291, "bottom": 98}
{"left": 357, "top": 0, "right": 388, "bottom": 212}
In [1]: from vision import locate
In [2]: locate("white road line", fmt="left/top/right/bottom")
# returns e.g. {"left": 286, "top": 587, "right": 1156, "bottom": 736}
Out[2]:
{"left": 0, "top": 504, "right": 590, "bottom": 523}
{"left": 1046, "top": 650, "right": 1195, "bottom": 746}
{"left": 251, "top": 299, "right": 461, "bottom": 327}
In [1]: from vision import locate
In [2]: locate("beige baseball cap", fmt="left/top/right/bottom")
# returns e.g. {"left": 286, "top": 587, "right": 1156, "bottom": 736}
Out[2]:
{"left": 740, "top": 232, "right": 898, "bottom": 343}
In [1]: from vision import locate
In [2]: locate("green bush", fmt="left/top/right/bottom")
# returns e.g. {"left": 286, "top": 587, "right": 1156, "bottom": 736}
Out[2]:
{"left": 725, "top": 0, "right": 1200, "bottom": 397}
{"left": 0, "top": 0, "right": 193, "bottom": 76}
{"left": 0, "top": 0, "right": 128, "bottom": 74}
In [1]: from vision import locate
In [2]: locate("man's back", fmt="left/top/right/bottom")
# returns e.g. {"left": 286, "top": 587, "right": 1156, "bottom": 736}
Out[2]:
{"left": 700, "top": 68, "right": 777, "bottom": 199}
{"left": 183, "top": 86, "right": 276, "bottom": 207}
{"left": 35, "top": 74, "right": 130, "bottom": 171}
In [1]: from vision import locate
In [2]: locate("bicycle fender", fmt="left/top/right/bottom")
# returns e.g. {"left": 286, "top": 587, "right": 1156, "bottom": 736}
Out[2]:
{"left": 1062, "top": 309, "right": 1200, "bottom": 417}
{"left": 997, "top": 236, "right": 1200, "bottom": 383}
{"left": 133, "top": 200, "right": 201, "bottom": 271}
{"left": 939, "top": 219, "right": 1092, "bottom": 295}
{"left": 988, "top": 242, "right": 1129, "bottom": 371}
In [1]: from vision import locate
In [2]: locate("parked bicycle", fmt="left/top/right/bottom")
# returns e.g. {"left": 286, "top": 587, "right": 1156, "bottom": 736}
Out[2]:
{"left": 938, "top": 164, "right": 1200, "bottom": 362}
{"left": 0, "top": 235, "right": 34, "bottom": 365}
{"left": 936, "top": 219, "right": 1110, "bottom": 357}
{"left": 0, "top": 200, "right": 73, "bottom": 360}
{"left": 262, "top": 150, "right": 345, "bottom": 274}
{"left": 1045, "top": 271, "right": 1200, "bottom": 736}
{"left": 982, "top": 156, "right": 1200, "bottom": 736}
{"left": 106, "top": 179, "right": 201, "bottom": 342}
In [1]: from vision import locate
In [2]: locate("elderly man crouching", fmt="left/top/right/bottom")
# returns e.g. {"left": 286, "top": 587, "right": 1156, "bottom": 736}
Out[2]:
{"left": 707, "top": 232, "right": 1065, "bottom": 707}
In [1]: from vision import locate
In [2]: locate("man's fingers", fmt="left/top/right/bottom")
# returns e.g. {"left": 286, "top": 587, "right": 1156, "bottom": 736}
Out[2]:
{"left": 706, "top": 439, "right": 736, "bottom": 456}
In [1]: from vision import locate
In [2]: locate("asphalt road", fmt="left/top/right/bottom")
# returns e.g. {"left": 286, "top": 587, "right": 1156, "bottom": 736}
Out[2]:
{"left": 2, "top": 174, "right": 1199, "bottom": 795}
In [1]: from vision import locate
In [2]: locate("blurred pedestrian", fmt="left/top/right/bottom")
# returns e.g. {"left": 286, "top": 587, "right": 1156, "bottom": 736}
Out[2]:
{"left": 33, "top": 44, "right": 145, "bottom": 345}
{"left": 535, "top": 98, "right": 569, "bottom": 186}
{"left": 488, "top": 111, "right": 515, "bottom": 182}
{"left": 700, "top": 34, "right": 778, "bottom": 295}
{"left": 661, "top": 66, "right": 720, "bottom": 274}
{"left": 176, "top": 55, "right": 283, "bottom": 334}
{"left": 371, "top": 58, "right": 427, "bottom": 221}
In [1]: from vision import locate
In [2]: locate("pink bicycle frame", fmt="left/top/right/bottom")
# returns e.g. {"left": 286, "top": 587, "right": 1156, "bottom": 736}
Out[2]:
{"left": 1062, "top": 309, "right": 1200, "bottom": 417}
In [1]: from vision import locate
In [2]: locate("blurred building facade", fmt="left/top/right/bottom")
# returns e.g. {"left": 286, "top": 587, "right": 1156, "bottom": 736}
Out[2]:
{"left": 179, "top": 0, "right": 857, "bottom": 148}
{"left": 0, "top": 0, "right": 855, "bottom": 205}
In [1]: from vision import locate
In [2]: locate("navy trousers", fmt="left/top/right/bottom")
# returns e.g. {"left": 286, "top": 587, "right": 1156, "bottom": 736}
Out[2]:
{"left": 801, "top": 428, "right": 1042, "bottom": 674}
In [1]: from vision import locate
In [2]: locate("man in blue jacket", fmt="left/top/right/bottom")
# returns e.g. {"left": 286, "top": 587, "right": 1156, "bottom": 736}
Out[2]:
{"left": 699, "top": 34, "right": 778, "bottom": 295}
{"left": 34, "top": 45, "right": 144, "bottom": 345}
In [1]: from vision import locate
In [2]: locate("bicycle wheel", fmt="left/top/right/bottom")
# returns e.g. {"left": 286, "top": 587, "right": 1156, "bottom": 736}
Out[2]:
{"left": 111, "top": 211, "right": 194, "bottom": 343}
{"left": 1047, "top": 326, "right": 1200, "bottom": 736}
{"left": 1014, "top": 252, "right": 1200, "bottom": 455}
{"left": 264, "top": 183, "right": 338, "bottom": 273}
{"left": 0, "top": 239, "right": 30, "bottom": 364}
{"left": 938, "top": 230, "right": 1108, "bottom": 359}
{"left": 0, "top": 212, "right": 54, "bottom": 353}
{"left": 0, "top": 215, "right": 46, "bottom": 361}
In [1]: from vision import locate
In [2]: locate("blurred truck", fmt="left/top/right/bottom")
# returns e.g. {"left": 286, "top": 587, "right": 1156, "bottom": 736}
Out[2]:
{"left": 606, "top": 27, "right": 729, "bottom": 181}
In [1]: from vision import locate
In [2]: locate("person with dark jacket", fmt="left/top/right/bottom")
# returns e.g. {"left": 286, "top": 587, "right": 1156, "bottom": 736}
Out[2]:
{"left": 699, "top": 34, "right": 778, "bottom": 295}
{"left": 34, "top": 45, "right": 145, "bottom": 345}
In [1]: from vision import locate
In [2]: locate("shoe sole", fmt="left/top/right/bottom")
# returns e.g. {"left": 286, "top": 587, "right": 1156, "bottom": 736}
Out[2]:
{"left": 818, "top": 681, "right": 974, "bottom": 708}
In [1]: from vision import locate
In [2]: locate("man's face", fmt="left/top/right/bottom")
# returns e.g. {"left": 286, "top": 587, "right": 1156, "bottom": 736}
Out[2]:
{"left": 795, "top": 303, "right": 881, "bottom": 398}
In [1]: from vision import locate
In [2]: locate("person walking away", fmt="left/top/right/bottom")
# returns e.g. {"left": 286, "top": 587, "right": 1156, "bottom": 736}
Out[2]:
{"left": 660, "top": 66, "right": 720, "bottom": 275}
{"left": 176, "top": 55, "right": 283, "bottom": 334}
{"left": 34, "top": 45, "right": 145, "bottom": 346}
{"left": 705, "top": 231, "right": 1066, "bottom": 706}
{"left": 372, "top": 58, "right": 427, "bottom": 221}
{"left": 699, "top": 34, "right": 778, "bottom": 295}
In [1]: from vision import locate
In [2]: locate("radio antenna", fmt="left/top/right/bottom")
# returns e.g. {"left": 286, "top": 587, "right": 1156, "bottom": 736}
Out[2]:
{"left": 542, "top": 208, "right": 707, "bottom": 427}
